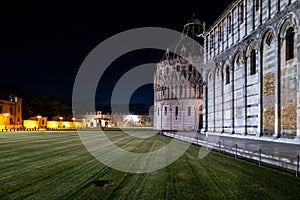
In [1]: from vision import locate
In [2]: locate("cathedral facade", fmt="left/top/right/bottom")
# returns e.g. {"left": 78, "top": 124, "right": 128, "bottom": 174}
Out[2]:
{"left": 154, "top": 0, "right": 300, "bottom": 139}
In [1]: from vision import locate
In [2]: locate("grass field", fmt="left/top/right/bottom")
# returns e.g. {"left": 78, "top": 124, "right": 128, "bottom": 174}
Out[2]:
{"left": 0, "top": 129, "right": 300, "bottom": 200}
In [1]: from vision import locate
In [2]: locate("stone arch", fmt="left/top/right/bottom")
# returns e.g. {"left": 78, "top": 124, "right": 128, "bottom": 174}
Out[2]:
{"left": 278, "top": 13, "right": 299, "bottom": 38}
{"left": 261, "top": 29, "right": 276, "bottom": 136}
{"left": 233, "top": 52, "right": 243, "bottom": 70}
{"left": 233, "top": 52, "right": 245, "bottom": 134}
{"left": 246, "top": 40, "right": 259, "bottom": 72}
{"left": 278, "top": 14, "right": 298, "bottom": 137}
{"left": 214, "top": 65, "right": 223, "bottom": 133}
{"left": 246, "top": 40, "right": 258, "bottom": 57}
{"left": 246, "top": 40, "right": 259, "bottom": 86}
{"left": 223, "top": 59, "right": 231, "bottom": 84}
{"left": 207, "top": 71, "right": 215, "bottom": 132}
{"left": 245, "top": 41, "right": 260, "bottom": 141}
{"left": 222, "top": 59, "right": 233, "bottom": 134}
{"left": 260, "top": 26, "right": 276, "bottom": 47}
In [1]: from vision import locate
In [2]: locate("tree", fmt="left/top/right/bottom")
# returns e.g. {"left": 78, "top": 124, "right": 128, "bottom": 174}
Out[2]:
{"left": 23, "top": 94, "right": 72, "bottom": 120}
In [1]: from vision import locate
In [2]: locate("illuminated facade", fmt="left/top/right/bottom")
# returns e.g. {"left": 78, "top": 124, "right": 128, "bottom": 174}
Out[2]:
{"left": 203, "top": 0, "right": 300, "bottom": 138}
{"left": 153, "top": 18, "right": 205, "bottom": 131}
{"left": 83, "top": 112, "right": 153, "bottom": 128}
{"left": 23, "top": 119, "right": 84, "bottom": 129}
{"left": 155, "top": 0, "right": 300, "bottom": 139}
{"left": 0, "top": 97, "right": 22, "bottom": 129}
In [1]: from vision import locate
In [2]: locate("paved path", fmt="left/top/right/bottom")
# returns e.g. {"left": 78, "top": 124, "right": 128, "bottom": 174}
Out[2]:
{"left": 173, "top": 132, "right": 300, "bottom": 160}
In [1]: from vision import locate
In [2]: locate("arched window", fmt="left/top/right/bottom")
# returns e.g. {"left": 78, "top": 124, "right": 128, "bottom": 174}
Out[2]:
{"left": 265, "top": 32, "right": 274, "bottom": 47}
{"left": 228, "top": 15, "right": 232, "bottom": 34}
{"left": 239, "top": 2, "right": 244, "bottom": 24}
{"left": 250, "top": 49, "right": 256, "bottom": 75}
{"left": 210, "top": 34, "right": 215, "bottom": 56}
{"left": 189, "top": 65, "right": 193, "bottom": 72}
{"left": 225, "top": 66, "right": 230, "bottom": 84}
{"left": 179, "top": 85, "right": 183, "bottom": 98}
{"left": 177, "top": 65, "right": 180, "bottom": 71}
{"left": 286, "top": 27, "right": 295, "bottom": 61}
{"left": 255, "top": 0, "right": 259, "bottom": 12}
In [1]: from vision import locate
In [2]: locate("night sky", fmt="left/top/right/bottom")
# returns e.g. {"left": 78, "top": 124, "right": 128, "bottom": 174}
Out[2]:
{"left": 0, "top": 0, "right": 233, "bottom": 106}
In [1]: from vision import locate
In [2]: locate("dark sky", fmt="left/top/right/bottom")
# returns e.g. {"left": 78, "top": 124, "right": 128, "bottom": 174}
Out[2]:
{"left": 0, "top": 0, "right": 233, "bottom": 105}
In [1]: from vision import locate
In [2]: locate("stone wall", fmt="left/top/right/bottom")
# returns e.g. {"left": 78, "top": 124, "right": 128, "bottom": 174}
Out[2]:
{"left": 202, "top": 0, "right": 299, "bottom": 138}
{"left": 215, "top": 67, "right": 223, "bottom": 133}
{"left": 233, "top": 56, "right": 246, "bottom": 134}
{"left": 263, "top": 107, "right": 275, "bottom": 135}
{"left": 223, "top": 67, "right": 233, "bottom": 134}
{"left": 154, "top": 99, "right": 201, "bottom": 131}
{"left": 281, "top": 103, "right": 297, "bottom": 133}
{"left": 263, "top": 72, "right": 275, "bottom": 135}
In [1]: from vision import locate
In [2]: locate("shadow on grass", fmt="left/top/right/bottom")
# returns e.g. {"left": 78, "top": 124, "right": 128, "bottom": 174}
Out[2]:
{"left": 93, "top": 180, "right": 112, "bottom": 187}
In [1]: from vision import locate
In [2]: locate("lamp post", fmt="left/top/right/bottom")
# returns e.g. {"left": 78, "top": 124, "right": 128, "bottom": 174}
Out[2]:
{"left": 37, "top": 115, "right": 42, "bottom": 130}
{"left": 59, "top": 117, "right": 63, "bottom": 129}
{"left": 3, "top": 113, "right": 9, "bottom": 131}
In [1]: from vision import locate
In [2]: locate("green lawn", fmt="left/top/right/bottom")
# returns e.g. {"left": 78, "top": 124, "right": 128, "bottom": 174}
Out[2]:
{"left": 0, "top": 129, "right": 299, "bottom": 200}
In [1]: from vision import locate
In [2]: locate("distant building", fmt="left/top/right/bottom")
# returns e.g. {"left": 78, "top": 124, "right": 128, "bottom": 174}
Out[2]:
{"left": 23, "top": 117, "right": 84, "bottom": 130}
{"left": 0, "top": 97, "right": 22, "bottom": 129}
{"left": 82, "top": 111, "right": 153, "bottom": 128}
{"left": 26, "top": 116, "right": 48, "bottom": 129}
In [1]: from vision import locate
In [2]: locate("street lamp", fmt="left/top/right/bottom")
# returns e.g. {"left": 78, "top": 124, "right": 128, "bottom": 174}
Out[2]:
{"left": 37, "top": 115, "right": 42, "bottom": 130}
{"left": 71, "top": 117, "right": 76, "bottom": 129}
{"left": 59, "top": 117, "right": 63, "bottom": 129}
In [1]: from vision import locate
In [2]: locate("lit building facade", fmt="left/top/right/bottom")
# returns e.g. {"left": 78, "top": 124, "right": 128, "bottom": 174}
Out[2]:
{"left": 153, "top": 19, "right": 205, "bottom": 131}
{"left": 82, "top": 112, "right": 153, "bottom": 128}
{"left": 203, "top": 0, "right": 299, "bottom": 138}
{"left": 154, "top": 0, "right": 300, "bottom": 139}
{"left": 0, "top": 97, "right": 22, "bottom": 129}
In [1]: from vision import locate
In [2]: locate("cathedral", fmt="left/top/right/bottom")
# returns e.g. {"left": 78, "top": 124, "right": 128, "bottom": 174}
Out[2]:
{"left": 154, "top": 0, "right": 300, "bottom": 139}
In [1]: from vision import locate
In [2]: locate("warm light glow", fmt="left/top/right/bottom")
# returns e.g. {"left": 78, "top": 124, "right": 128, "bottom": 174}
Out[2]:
{"left": 23, "top": 120, "right": 39, "bottom": 129}
{"left": 59, "top": 117, "right": 63, "bottom": 120}
{"left": 72, "top": 117, "right": 76, "bottom": 121}
{"left": 3, "top": 113, "right": 10, "bottom": 125}
{"left": 37, "top": 115, "right": 42, "bottom": 119}
{"left": 23, "top": 120, "right": 84, "bottom": 129}
{"left": 47, "top": 121, "right": 59, "bottom": 128}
